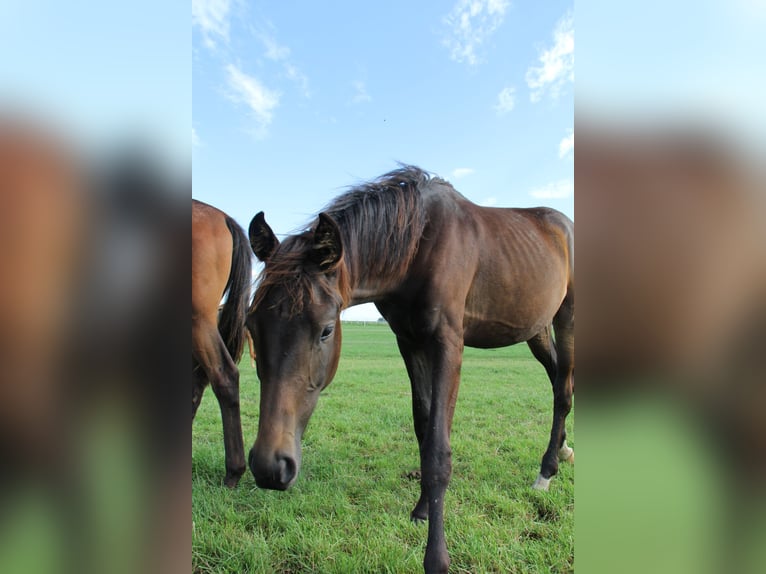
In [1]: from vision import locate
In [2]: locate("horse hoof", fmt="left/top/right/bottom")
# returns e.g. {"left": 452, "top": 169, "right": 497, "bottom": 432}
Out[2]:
{"left": 411, "top": 515, "right": 427, "bottom": 525}
{"left": 531, "top": 474, "right": 551, "bottom": 491}
{"left": 224, "top": 474, "right": 242, "bottom": 488}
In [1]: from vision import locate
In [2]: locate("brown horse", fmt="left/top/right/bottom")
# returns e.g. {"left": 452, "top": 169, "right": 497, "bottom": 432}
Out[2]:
{"left": 246, "top": 166, "right": 574, "bottom": 573}
{"left": 577, "top": 125, "right": 766, "bottom": 573}
{"left": 0, "top": 118, "right": 85, "bottom": 482}
{"left": 192, "top": 199, "right": 252, "bottom": 487}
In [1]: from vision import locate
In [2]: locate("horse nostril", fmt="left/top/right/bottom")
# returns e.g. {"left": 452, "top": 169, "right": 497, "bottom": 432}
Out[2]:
{"left": 276, "top": 455, "right": 297, "bottom": 487}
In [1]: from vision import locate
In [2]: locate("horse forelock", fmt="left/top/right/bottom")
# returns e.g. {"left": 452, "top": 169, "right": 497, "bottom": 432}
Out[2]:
{"left": 250, "top": 234, "right": 352, "bottom": 317}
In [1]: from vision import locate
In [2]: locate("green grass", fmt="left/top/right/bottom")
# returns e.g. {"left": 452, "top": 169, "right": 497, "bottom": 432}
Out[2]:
{"left": 193, "top": 322, "right": 574, "bottom": 573}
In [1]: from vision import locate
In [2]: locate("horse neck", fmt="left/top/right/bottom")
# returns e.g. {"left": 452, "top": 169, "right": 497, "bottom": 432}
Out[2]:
{"left": 348, "top": 282, "right": 390, "bottom": 306}
{"left": 341, "top": 232, "right": 413, "bottom": 306}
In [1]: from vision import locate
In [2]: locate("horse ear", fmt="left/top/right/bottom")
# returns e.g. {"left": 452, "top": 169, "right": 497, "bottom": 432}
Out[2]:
{"left": 310, "top": 212, "right": 343, "bottom": 271}
{"left": 249, "top": 211, "right": 279, "bottom": 261}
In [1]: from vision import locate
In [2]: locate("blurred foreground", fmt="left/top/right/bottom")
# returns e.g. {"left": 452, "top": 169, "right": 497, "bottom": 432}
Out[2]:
{"left": 0, "top": 116, "right": 189, "bottom": 574}
{"left": 576, "top": 121, "right": 766, "bottom": 573}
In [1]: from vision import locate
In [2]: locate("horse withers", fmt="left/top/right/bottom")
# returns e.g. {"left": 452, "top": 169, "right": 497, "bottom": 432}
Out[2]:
{"left": 246, "top": 166, "right": 574, "bottom": 573}
{"left": 192, "top": 200, "right": 251, "bottom": 487}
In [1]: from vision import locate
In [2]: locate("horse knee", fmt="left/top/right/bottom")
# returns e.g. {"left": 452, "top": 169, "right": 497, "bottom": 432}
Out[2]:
{"left": 422, "top": 448, "right": 452, "bottom": 490}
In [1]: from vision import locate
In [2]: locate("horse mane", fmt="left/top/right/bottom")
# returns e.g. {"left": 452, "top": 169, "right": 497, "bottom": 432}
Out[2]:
{"left": 324, "top": 165, "right": 431, "bottom": 283}
{"left": 251, "top": 165, "right": 433, "bottom": 315}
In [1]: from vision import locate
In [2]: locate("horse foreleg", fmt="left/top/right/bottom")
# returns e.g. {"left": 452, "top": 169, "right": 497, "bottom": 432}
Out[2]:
{"left": 396, "top": 337, "right": 432, "bottom": 522}
{"left": 420, "top": 331, "right": 463, "bottom": 574}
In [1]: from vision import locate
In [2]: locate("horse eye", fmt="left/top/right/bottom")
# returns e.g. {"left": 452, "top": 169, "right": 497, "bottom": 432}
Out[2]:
{"left": 320, "top": 325, "right": 334, "bottom": 342}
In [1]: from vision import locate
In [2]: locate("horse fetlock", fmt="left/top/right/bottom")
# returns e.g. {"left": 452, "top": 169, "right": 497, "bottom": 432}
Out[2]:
{"left": 411, "top": 497, "right": 429, "bottom": 522}
{"left": 423, "top": 546, "right": 450, "bottom": 574}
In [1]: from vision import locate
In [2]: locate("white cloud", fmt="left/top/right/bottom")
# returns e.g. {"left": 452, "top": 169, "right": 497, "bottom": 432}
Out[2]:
{"left": 526, "top": 12, "right": 574, "bottom": 102}
{"left": 351, "top": 80, "right": 371, "bottom": 104}
{"left": 261, "top": 34, "right": 290, "bottom": 61}
{"left": 495, "top": 86, "right": 516, "bottom": 114}
{"left": 193, "top": 0, "right": 230, "bottom": 49}
{"left": 480, "top": 196, "right": 498, "bottom": 206}
{"left": 225, "top": 64, "right": 280, "bottom": 136}
{"left": 259, "top": 33, "right": 311, "bottom": 98}
{"left": 529, "top": 179, "right": 573, "bottom": 199}
{"left": 192, "top": 127, "right": 201, "bottom": 147}
{"left": 443, "top": 0, "right": 510, "bottom": 66}
{"left": 559, "top": 129, "right": 574, "bottom": 158}
{"left": 452, "top": 167, "right": 475, "bottom": 179}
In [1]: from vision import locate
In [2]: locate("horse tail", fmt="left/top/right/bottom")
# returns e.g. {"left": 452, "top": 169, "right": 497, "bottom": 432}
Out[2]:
{"left": 219, "top": 215, "right": 252, "bottom": 364}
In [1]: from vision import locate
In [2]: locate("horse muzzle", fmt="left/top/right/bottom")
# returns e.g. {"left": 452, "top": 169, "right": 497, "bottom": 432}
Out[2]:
{"left": 248, "top": 446, "right": 299, "bottom": 490}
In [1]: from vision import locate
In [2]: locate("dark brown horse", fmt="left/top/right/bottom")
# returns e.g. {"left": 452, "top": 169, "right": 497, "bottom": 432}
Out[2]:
{"left": 246, "top": 166, "right": 574, "bottom": 573}
{"left": 192, "top": 199, "right": 252, "bottom": 487}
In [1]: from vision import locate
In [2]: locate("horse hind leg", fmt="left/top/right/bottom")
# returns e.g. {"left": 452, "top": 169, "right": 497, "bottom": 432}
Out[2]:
{"left": 210, "top": 357, "right": 246, "bottom": 488}
{"left": 192, "top": 362, "right": 207, "bottom": 419}
{"left": 532, "top": 296, "right": 574, "bottom": 491}
{"left": 193, "top": 319, "right": 246, "bottom": 488}
{"left": 527, "top": 326, "right": 557, "bottom": 385}
{"left": 527, "top": 327, "right": 573, "bottom": 462}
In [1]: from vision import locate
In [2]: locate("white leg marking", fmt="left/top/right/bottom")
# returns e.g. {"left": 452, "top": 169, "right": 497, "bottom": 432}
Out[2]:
{"left": 558, "top": 440, "right": 574, "bottom": 464}
{"left": 531, "top": 474, "right": 551, "bottom": 491}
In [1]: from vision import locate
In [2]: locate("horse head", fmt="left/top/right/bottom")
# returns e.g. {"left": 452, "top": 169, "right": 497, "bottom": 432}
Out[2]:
{"left": 246, "top": 212, "right": 347, "bottom": 490}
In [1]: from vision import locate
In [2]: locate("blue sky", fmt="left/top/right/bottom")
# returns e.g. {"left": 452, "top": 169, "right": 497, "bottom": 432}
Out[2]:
{"left": 577, "top": 1, "right": 766, "bottom": 152}
{"left": 1, "top": 1, "right": 188, "bottom": 164}
{"left": 193, "top": 1, "right": 574, "bottom": 320}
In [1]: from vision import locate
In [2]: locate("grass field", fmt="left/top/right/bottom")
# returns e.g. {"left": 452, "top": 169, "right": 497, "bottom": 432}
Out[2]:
{"left": 193, "top": 322, "right": 574, "bottom": 573}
